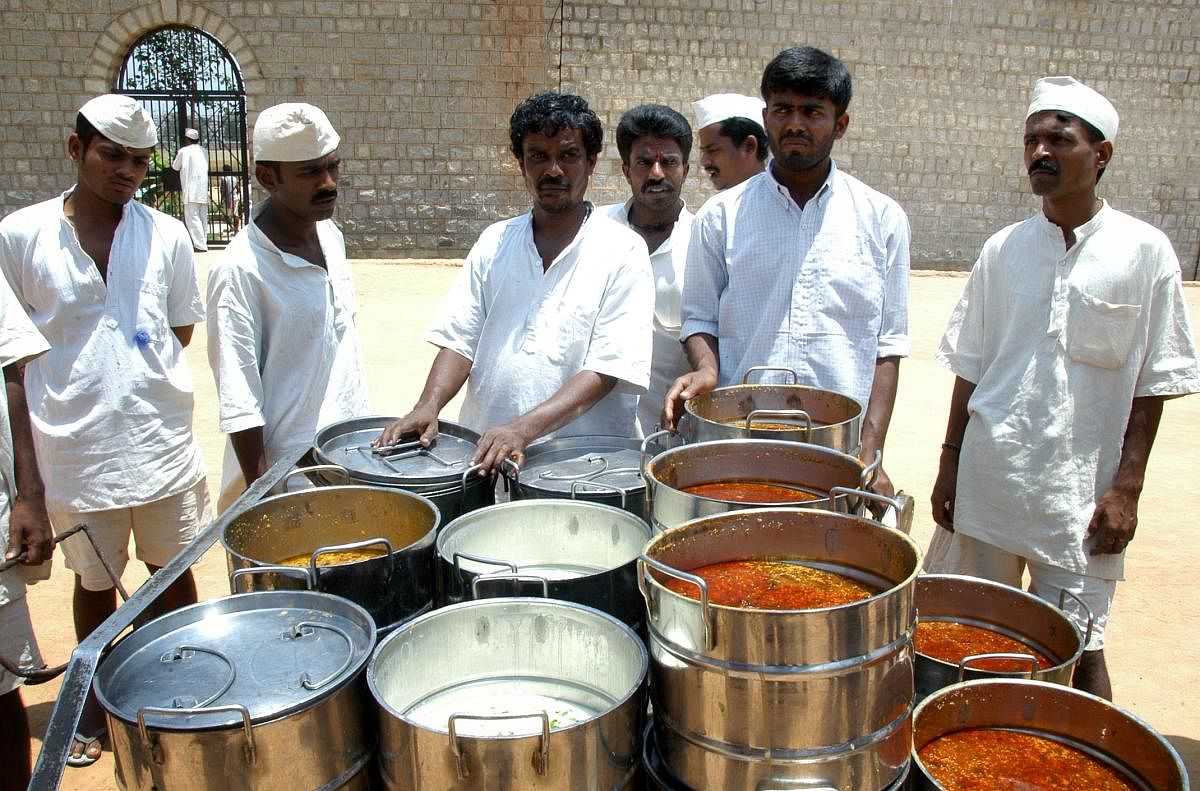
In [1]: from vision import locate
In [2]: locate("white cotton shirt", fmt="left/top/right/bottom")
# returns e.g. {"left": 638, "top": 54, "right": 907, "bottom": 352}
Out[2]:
{"left": 172, "top": 145, "right": 209, "bottom": 204}
{"left": 427, "top": 208, "right": 654, "bottom": 439}
{"left": 207, "top": 210, "right": 371, "bottom": 502}
{"left": 0, "top": 277, "right": 50, "bottom": 607}
{"left": 0, "top": 191, "right": 207, "bottom": 513}
{"left": 599, "top": 199, "right": 694, "bottom": 434}
{"left": 681, "top": 161, "right": 910, "bottom": 409}
{"left": 938, "top": 202, "right": 1200, "bottom": 579}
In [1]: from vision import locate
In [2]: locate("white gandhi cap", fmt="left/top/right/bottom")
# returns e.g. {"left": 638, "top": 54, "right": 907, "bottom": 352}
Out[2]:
{"left": 253, "top": 102, "right": 340, "bottom": 162}
{"left": 78, "top": 94, "right": 158, "bottom": 149}
{"left": 184, "top": 127, "right": 200, "bottom": 141}
{"left": 1026, "top": 76, "right": 1119, "bottom": 142}
{"left": 692, "top": 93, "right": 766, "bottom": 130}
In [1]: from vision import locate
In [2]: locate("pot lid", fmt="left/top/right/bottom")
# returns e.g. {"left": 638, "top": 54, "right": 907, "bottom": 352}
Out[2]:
{"left": 313, "top": 416, "right": 479, "bottom": 486}
{"left": 95, "top": 591, "right": 375, "bottom": 730}
{"left": 513, "top": 436, "right": 644, "bottom": 495}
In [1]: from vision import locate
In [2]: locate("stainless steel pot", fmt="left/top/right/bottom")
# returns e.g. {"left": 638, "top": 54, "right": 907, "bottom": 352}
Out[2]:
{"left": 503, "top": 435, "right": 647, "bottom": 520}
{"left": 680, "top": 366, "right": 863, "bottom": 453}
{"left": 911, "top": 679, "right": 1189, "bottom": 790}
{"left": 94, "top": 590, "right": 376, "bottom": 791}
{"left": 222, "top": 481, "right": 440, "bottom": 632}
{"left": 640, "top": 508, "right": 920, "bottom": 790}
{"left": 437, "top": 499, "right": 651, "bottom": 635}
{"left": 914, "top": 574, "right": 1088, "bottom": 699}
{"left": 312, "top": 416, "right": 495, "bottom": 521}
{"left": 369, "top": 598, "right": 648, "bottom": 790}
{"left": 641, "top": 436, "right": 907, "bottom": 533}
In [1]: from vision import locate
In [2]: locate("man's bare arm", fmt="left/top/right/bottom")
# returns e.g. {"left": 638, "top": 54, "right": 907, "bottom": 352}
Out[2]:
{"left": 661, "top": 333, "right": 719, "bottom": 431}
{"left": 1087, "top": 395, "right": 1164, "bottom": 555}
{"left": 377, "top": 348, "right": 473, "bottom": 447}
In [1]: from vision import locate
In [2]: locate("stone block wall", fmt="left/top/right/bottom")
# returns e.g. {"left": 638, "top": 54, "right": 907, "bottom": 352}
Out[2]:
{"left": 1, "top": 0, "right": 1196, "bottom": 273}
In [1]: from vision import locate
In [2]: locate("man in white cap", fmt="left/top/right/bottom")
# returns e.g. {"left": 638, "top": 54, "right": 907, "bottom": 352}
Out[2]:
{"left": 207, "top": 102, "right": 370, "bottom": 510}
{"left": 0, "top": 93, "right": 209, "bottom": 764}
{"left": 692, "top": 92, "right": 768, "bottom": 190}
{"left": 172, "top": 127, "right": 209, "bottom": 251}
{"left": 926, "top": 76, "right": 1200, "bottom": 698}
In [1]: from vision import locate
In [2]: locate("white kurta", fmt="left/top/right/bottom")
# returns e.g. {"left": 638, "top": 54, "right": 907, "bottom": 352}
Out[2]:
{"left": 600, "top": 200, "right": 694, "bottom": 435}
{"left": 427, "top": 209, "right": 654, "bottom": 439}
{"left": 681, "top": 162, "right": 910, "bottom": 409}
{"left": 0, "top": 276, "right": 50, "bottom": 607}
{"left": 0, "top": 191, "right": 207, "bottom": 513}
{"left": 173, "top": 145, "right": 209, "bottom": 250}
{"left": 938, "top": 203, "right": 1200, "bottom": 579}
{"left": 207, "top": 211, "right": 371, "bottom": 504}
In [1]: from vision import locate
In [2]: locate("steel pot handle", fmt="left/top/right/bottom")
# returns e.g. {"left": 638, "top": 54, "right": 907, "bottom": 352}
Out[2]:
{"left": 448, "top": 711, "right": 550, "bottom": 778}
{"left": 569, "top": 479, "right": 628, "bottom": 510}
{"left": 229, "top": 565, "right": 314, "bottom": 592}
{"left": 471, "top": 572, "right": 550, "bottom": 600}
{"left": 640, "top": 429, "right": 673, "bottom": 481}
{"left": 743, "top": 409, "right": 812, "bottom": 438}
{"left": 638, "top": 555, "right": 714, "bottom": 652}
{"left": 1058, "top": 588, "right": 1095, "bottom": 648}
{"left": 155, "top": 644, "right": 238, "bottom": 707}
{"left": 500, "top": 457, "right": 521, "bottom": 483}
{"left": 860, "top": 449, "right": 882, "bottom": 489}
{"left": 452, "top": 550, "right": 517, "bottom": 578}
{"left": 829, "top": 486, "right": 904, "bottom": 528}
{"left": 958, "top": 652, "right": 1040, "bottom": 681}
{"left": 288, "top": 621, "right": 355, "bottom": 690}
{"left": 282, "top": 464, "right": 351, "bottom": 491}
{"left": 137, "top": 703, "right": 256, "bottom": 765}
{"left": 307, "top": 537, "right": 395, "bottom": 586}
{"left": 742, "top": 365, "right": 799, "bottom": 385}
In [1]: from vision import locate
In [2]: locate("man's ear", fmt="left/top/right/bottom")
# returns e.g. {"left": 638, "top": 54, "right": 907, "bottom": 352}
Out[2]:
{"left": 1095, "top": 140, "right": 1113, "bottom": 172}
{"left": 255, "top": 163, "right": 277, "bottom": 192}
{"left": 67, "top": 133, "right": 83, "bottom": 163}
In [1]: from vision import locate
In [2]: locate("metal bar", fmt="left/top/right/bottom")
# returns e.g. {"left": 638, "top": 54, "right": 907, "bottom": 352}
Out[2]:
{"left": 28, "top": 446, "right": 310, "bottom": 791}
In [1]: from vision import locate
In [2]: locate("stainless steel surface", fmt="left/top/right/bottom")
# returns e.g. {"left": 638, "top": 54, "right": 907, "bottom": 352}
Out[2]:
{"left": 223, "top": 483, "right": 440, "bottom": 631}
{"left": 369, "top": 598, "right": 648, "bottom": 790}
{"left": 913, "top": 574, "right": 1085, "bottom": 699}
{"left": 640, "top": 508, "right": 921, "bottom": 790}
{"left": 911, "top": 679, "right": 1190, "bottom": 791}
{"left": 644, "top": 439, "right": 872, "bottom": 532}
{"left": 95, "top": 590, "right": 375, "bottom": 791}
{"left": 505, "top": 435, "right": 648, "bottom": 519}
{"left": 680, "top": 379, "right": 863, "bottom": 453}
{"left": 30, "top": 447, "right": 311, "bottom": 791}
{"left": 438, "top": 499, "right": 651, "bottom": 634}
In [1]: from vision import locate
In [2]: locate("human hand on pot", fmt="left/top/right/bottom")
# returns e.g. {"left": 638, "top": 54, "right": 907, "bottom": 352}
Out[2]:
{"left": 375, "top": 406, "right": 440, "bottom": 449}
{"left": 661, "top": 368, "right": 717, "bottom": 432}
{"left": 472, "top": 422, "right": 532, "bottom": 473}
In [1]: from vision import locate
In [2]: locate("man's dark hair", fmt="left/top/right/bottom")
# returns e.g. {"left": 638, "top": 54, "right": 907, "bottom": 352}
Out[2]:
{"left": 509, "top": 92, "right": 603, "bottom": 160}
{"left": 718, "top": 117, "right": 769, "bottom": 162}
{"left": 760, "top": 46, "right": 853, "bottom": 116}
{"left": 74, "top": 112, "right": 102, "bottom": 151}
{"left": 615, "top": 104, "right": 693, "bottom": 166}
{"left": 1050, "top": 111, "right": 1108, "bottom": 183}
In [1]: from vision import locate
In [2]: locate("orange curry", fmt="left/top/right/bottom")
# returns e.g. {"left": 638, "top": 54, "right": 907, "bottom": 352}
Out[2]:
{"left": 663, "top": 559, "right": 875, "bottom": 609}
{"left": 681, "top": 480, "right": 821, "bottom": 503}
{"left": 915, "top": 620, "right": 1053, "bottom": 672}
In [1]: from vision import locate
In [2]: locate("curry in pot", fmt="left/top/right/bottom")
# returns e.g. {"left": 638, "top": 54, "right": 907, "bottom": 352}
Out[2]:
{"left": 663, "top": 559, "right": 875, "bottom": 609}
{"left": 277, "top": 547, "right": 388, "bottom": 567}
{"left": 681, "top": 480, "right": 821, "bottom": 503}
{"left": 915, "top": 619, "right": 1054, "bottom": 672}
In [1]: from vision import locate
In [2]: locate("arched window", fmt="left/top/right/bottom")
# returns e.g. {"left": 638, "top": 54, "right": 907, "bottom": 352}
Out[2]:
{"left": 117, "top": 26, "right": 248, "bottom": 245}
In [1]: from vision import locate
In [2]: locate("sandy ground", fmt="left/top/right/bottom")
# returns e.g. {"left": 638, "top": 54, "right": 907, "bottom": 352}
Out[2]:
{"left": 18, "top": 256, "right": 1200, "bottom": 788}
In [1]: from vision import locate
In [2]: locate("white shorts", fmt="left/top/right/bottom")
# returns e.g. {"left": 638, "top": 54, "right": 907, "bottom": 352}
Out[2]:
{"left": 54, "top": 481, "right": 211, "bottom": 592}
{"left": 0, "top": 597, "right": 42, "bottom": 696}
{"left": 923, "top": 528, "right": 1114, "bottom": 651}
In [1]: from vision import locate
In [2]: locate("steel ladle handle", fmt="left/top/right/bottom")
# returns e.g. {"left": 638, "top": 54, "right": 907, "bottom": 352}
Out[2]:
{"left": 742, "top": 365, "right": 799, "bottom": 384}
{"left": 958, "top": 652, "right": 1040, "bottom": 681}
{"left": 448, "top": 711, "right": 550, "bottom": 779}
{"left": 137, "top": 704, "right": 256, "bottom": 765}
{"left": 638, "top": 555, "right": 713, "bottom": 652}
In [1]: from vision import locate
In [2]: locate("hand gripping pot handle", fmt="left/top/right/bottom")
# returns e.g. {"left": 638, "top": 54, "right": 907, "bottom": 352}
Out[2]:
{"left": 137, "top": 704, "right": 256, "bottom": 765}
{"left": 282, "top": 464, "right": 351, "bottom": 491}
{"left": 569, "top": 478, "right": 628, "bottom": 510}
{"left": 1058, "top": 587, "right": 1095, "bottom": 648}
{"left": 638, "top": 555, "right": 714, "bottom": 652}
{"left": 742, "top": 365, "right": 799, "bottom": 384}
{"left": 470, "top": 572, "right": 550, "bottom": 600}
{"left": 957, "top": 653, "right": 1040, "bottom": 681}
{"left": 448, "top": 712, "right": 551, "bottom": 779}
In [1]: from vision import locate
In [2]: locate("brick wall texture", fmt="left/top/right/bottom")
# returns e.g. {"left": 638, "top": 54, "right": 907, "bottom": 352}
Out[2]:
{"left": 2, "top": 0, "right": 1197, "bottom": 273}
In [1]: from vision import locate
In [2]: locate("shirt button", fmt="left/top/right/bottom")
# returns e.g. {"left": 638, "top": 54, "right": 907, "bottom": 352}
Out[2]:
{"left": 105, "top": 317, "right": 118, "bottom": 329}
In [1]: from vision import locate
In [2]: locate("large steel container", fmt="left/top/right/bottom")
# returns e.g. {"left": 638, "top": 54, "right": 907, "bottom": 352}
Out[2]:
{"left": 914, "top": 574, "right": 1087, "bottom": 699}
{"left": 369, "top": 598, "right": 648, "bottom": 790}
{"left": 437, "top": 499, "right": 651, "bottom": 635}
{"left": 95, "top": 590, "right": 376, "bottom": 791}
{"left": 222, "top": 482, "right": 440, "bottom": 632}
{"left": 312, "top": 416, "right": 495, "bottom": 521}
{"left": 503, "top": 435, "right": 648, "bottom": 520}
{"left": 680, "top": 367, "right": 863, "bottom": 454}
{"left": 640, "top": 508, "right": 920, "bottom": 790}
{"left": 642, "top": 437, "right": 906, "bottom": 532}
{"left": 911, "top": 679, "right": 1189, "bottom": 790}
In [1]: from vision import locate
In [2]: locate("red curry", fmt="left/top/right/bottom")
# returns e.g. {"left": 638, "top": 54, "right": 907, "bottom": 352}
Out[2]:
{"left": 915, "top": 620, "right": 1053, "bottom": 672}
{"left": 662, "top": 559, "right": 875, "bottom": 609}
{"left": 681, "top": 480, "right": 821, "bottom": 503}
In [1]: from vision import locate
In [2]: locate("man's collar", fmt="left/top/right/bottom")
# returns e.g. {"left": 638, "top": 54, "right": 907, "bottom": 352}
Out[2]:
{"left": 766, "top": 159, "right": 838, "bottom": 209}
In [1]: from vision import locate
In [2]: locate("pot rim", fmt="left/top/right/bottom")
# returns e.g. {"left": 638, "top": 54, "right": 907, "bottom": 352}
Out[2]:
{"left": 684, "top": 382, "right": 864, "bottom": 421}
{"left": 367, "top": 597, "right": 648, "bottom": 737}
{"left": 312, "top": 415, "right": 484, "bottom": 487}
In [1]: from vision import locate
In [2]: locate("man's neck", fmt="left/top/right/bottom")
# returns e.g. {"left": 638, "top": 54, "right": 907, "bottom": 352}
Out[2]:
{"left": 531, "top": 202, "right": 590, "bottom": 271}
{"left": 63, "top": 185, "right": 122, "bottom": 228}
{"left": 1042, "top": 193, "right": 1102, "bottom": 249}
{"left": 771, "top": 158, "right": 831, "bottom": 210}
{"left": 628, "top": 199, "right": 681, "bottom": 252}
{"left": 256, "top": 199, "right": 325, "bottom": 267}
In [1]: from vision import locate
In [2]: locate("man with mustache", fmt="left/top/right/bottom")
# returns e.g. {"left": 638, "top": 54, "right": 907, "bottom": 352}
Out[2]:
{"left": 378, "top": 93, "right": 653, "bottom": 470}
{"left": 207, "top": 103, "right": 369, "bottom": 509}
{"left": 599, "top": 104, "right": 694, "bottom": 433}
{"left": 666, "top": 46, "right": 911, "bottom": 505}
{"left": 925, "top": 77, "right": 1200, "bottom": 698}
{"left": 0, "top": 94, "right": 209, "bottom": 765}
{"left": 692, "top": 93, "right": 767, "bottom": 190}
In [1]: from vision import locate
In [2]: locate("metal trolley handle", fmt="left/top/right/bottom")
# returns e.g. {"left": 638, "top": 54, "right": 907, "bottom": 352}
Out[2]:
{"left": 448, "top": 711, "right": 551, "bottom": 778}
{"left": 958, "top": 652, "right": 1040, "bottom": 681}
{"left": 136, "top": 704, "right": 257, "bottom": 765}
{"left": 638, "top": 555, "right": 714, "bottom": 652}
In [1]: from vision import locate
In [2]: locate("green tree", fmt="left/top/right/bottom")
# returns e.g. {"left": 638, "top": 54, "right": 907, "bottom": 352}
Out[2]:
{"left": 123, "top": 27, "right": 235, "bottom": 93}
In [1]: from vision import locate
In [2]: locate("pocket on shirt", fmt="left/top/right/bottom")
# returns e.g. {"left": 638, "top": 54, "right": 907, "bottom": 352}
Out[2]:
{"left": 534, "top": 308, "right": 593, "bottom": 368}
{"left": 1065, "top": 286, "right": 1142, "bottom": 370}
{"left": 133, "top": 280, "right": 171, "bottom": 344}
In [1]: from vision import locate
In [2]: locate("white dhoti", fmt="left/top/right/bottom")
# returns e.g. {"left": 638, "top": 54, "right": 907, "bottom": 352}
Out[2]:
{"left": 183, "top": 202, "right": 208, "bottom": 251}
